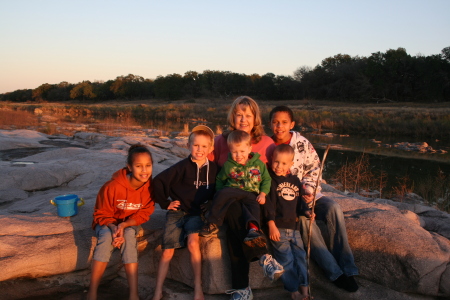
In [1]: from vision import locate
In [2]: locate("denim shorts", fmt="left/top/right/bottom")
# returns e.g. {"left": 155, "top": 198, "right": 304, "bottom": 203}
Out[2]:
{"left": 93, "top": 224, "right": 139, "bottom": 264}
{"left": 162, "top": 210, "right": 204, "bottom": 249}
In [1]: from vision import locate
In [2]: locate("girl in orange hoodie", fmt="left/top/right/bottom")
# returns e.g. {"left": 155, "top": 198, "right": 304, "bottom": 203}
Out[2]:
{"left": 87, "top": 144, "right": 155, "bottom": 300}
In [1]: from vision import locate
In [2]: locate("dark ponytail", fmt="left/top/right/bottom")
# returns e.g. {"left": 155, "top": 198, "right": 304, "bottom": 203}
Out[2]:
{"left": 127, "top": 144, "right": 153, "bottom": 166}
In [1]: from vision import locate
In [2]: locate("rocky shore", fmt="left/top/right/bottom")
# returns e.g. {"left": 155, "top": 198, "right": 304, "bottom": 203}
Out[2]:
{"left": 1, "top": 129, "right": 449, "bottom": 300}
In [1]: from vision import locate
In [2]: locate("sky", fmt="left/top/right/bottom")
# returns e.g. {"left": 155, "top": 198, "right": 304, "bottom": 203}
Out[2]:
{"left": 1, "top": 0, "right": 449, "bottom": 94}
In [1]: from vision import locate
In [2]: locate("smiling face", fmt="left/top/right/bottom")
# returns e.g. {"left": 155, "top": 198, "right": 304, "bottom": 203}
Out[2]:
{"left": 270, "top": 111, "right": 295, "bottom": 144}
{"left": 127, "top": 152, "right": 153, "bottom": 189}
{"left": 229, "top": 142, "right": 252, "bottom": 165}
{"left": 188, "top": 133, "right": 213, "bottom": 165}
{"left": 233, "top": 104, "right": 255, "bottom": 135}
{"left": 271, "top": 150, "right": 294, "bottom": 176}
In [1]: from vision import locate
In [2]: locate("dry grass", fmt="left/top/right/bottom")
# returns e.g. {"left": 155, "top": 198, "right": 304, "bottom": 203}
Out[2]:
{"left": 0, "top": 109, "right": 38, "bottom": 128}
{"left": 332, "top": 153, "right": 450, "bottom": 213}
{"left": 1, "top": 99, "right": 450, "bottom": 139}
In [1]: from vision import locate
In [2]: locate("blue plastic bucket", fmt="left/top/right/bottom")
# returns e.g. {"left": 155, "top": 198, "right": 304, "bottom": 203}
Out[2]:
{"left": 50, "top": 194, "right": 84, "bottom": 217}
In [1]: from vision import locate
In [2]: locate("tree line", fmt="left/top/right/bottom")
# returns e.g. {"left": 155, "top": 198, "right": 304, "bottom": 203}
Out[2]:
{"left": 1, "top": 47, "right": 449, "bottom": 103}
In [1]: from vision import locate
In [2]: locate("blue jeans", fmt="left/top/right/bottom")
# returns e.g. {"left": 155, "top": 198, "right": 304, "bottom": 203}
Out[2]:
{"left": 299, "top": 196, "right": 359, "bottom": 281}
{"left": 93, "top": 224, "right": 138, "bottom": 264}
{"left": 162, "top": 210, "right": 204, "bottom": 249}
{"left": 270, "top": 228, "right": 308, "bottom": 292}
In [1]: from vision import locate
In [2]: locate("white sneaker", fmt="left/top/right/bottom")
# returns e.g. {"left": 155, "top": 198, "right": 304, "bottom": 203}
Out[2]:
{"left": 226, "top": 286, "right": 253, "bottom": 300}
{"left": 259, "top": 254, "right": 284, "bottom": 282}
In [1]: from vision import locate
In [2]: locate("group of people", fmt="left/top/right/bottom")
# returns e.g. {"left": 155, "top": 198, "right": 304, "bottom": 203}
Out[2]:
{"left": 87, "top": 96, "right": 359, "bottom": 300}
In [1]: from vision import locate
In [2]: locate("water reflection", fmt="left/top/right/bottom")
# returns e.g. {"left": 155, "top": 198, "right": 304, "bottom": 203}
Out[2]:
{"left": 1, "top": 109, "right": 449, "bottom": 197}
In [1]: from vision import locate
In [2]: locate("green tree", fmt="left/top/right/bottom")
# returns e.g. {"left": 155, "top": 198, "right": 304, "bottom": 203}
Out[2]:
{"left": 183, "top": 71, "right": 200, "bottom": 97}
{"left": 293, "top": 65, "right": 312, "bottom": 82}
{"left": 110, "top": 74, "right": 151, "bottom": 99}
{"left": 154, "top": 73, "right": 184, "bottom": 100}
{"left": 442, "top": 46, "right": 450, "bottom": 61}
{"left": 0, "top": 89, "right": 32, "bottom": 102}
{"left": 70, "top": 81, "right": 96, "bottom": 100}
{"left": 32, "top": 83, "right": 54, "bottom": 101}
{"left": 93, "top": 80, "right": 115, "bottom": 100}
{"left": 47, "top": 81, "right": 73, "bottom": 101}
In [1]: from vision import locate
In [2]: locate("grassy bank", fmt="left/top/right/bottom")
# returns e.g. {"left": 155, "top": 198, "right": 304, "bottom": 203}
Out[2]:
{"left": 1, "top": 99, "right": 450, "bottom": 141}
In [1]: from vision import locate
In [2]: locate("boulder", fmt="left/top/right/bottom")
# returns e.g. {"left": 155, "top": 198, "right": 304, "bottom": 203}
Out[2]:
{"left": 0, "top": 130, "right": 449, "bottom": 300}
{"left": 332, "top": 192, "right": 450, "bottom": 297}
{"left": 0, "top": 129, "right": 50, "bottom": 150}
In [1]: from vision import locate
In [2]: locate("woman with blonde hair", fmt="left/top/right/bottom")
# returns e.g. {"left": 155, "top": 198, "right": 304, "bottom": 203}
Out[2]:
{"left": 212, "top": 96, "right": 275, "bottom": 166}
{"left": 207, "top": 96, "right": 281, "bottom": 300}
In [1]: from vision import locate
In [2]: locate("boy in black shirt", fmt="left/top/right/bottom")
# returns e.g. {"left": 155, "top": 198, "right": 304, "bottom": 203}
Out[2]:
{"left": 265, "top": 144, "right": 312, "bottom": 300}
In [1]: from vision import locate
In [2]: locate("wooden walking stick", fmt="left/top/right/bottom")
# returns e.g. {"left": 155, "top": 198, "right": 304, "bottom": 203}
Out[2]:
{"left": 306, "top": 144, "right": 331, "bottom": 299}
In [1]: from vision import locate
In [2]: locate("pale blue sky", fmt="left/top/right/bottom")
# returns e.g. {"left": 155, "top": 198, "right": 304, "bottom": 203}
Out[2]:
{"left": 1, "top": 0, "right": 449, "bottom": 94}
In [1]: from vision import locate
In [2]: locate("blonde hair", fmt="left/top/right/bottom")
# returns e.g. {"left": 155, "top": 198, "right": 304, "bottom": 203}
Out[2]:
{"left": 227, "top": 130, "right": 251, "bottom": 147}
{"left": 227, "top": 96, "right": 265, "bottom": 144}
{"left": 273, "top": 144, "right": 294, "bottom": 159}
{"left": 188, "top": 130, "right": 213, "bottom": 146}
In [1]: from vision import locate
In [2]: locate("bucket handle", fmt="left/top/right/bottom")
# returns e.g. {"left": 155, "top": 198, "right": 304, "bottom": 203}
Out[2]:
{"left": 49, "top": 197, "right": 84, "bottom": 206}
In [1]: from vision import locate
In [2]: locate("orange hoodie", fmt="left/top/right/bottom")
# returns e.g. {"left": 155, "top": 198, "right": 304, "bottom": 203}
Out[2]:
{"left": 92, "top": 168, "right": 155, "bottom": 229}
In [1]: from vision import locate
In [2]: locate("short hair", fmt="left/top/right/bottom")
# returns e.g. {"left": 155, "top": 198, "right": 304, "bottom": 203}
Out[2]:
{"left": 227, "top": 96, "right": 265, "bottom": 144}
{"left": 269, "top": 105, "right": 294, "bottom": 123}
{"left": 189, "top": 130, "right": 213, "bottom": 146}
{"left": 188, "top": 125, "right": 215, "bottom": 146}
{"left": 227, "top": 130, "right": 251, "bottom": 147}
{"left": 273, "top": 144, "right": 295, "bottom": 159}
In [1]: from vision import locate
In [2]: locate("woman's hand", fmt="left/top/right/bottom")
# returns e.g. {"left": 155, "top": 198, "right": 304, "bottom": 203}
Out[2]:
{"left": 168, "top": 200, "right": 181, "bottom": 210}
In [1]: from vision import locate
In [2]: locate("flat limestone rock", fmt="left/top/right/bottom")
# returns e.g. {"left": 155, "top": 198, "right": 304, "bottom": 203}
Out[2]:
{"left": 0, "top": 130, "right": 449, "bottom": 299}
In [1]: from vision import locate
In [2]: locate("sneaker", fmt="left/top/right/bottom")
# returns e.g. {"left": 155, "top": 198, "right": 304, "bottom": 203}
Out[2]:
{"left": 243, "top": 234, "right": 267, "bottom": 248}
{"left": 199, "top": 222, "right": 218, "bottom": 237}
{"left": 345, "top": 275, "right": 359, "bottom": 292}
{"left": 243, "top": 229, "right": 262, "bottom": 242}
{"left": 225, "top": 286, "right": 253, "bottom": 300}
{"left": 259, "top": 254, "right": 284, "bottom": 282}
{"left": 333, "top": 274, "right": 359, "bottom": 292}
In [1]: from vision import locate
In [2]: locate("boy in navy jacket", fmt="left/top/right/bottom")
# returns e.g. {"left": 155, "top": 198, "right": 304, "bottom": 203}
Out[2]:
{"left": 152, "top": 125, "right": 218, "bottom": 300}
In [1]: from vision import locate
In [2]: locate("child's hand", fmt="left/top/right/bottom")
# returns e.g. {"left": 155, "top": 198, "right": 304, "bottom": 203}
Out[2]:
{"left": 301, "top": 184, "right": 314, "bottom": 204}
{"left": 112, "top": 223, "right": 125, "bottom": 248}
{"left": 168, "top": 200, "right": 181, "bottom": 210}
{"left": 268, "top": 221, "right": 280, "bottom": 242}
{"left": 256, "top": 192, "right": 266, "bottom": 205}
{"left": 112, "top": 236, "right": 125, "bottom": 248}
{"left": 305, "top": 210, "right": 315, "bottom": 220}
{"left": 302, "top": 194, "right": 314, "bottom": 204}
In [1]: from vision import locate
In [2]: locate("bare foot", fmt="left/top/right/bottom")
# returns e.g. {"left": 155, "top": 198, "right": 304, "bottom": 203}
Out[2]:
{"left": 290, "top": 291, "right": 301, "bottom": 300}
{"left": 194, "top": 285, "right": 204, "bottom": 300}
{"left": 86, "top": 290, "right": 97, "bottom": 300}
{"left": 152, "top": 291, "right": 163, "bottom": 300}
{"left": 129, "top": 293, "right": 140, "bottom": 300}
{"left": 299, "top": 286, "right": 312, "bottom": 300}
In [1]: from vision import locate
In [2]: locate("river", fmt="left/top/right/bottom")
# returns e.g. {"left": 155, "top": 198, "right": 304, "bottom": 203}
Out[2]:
{"left": 1, "top": 108, "right": 449, "bottom": 204}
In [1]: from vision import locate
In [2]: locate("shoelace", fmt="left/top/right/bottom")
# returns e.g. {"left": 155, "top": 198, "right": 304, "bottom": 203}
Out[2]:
{"left": 261, "top": 254, "right": 283, "bottom": 279}
{"left": 261, "top": 255, "right": 274, "bottom": 278}
{"left": 225, "top": 288, "right": 250, "bottom": 299}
